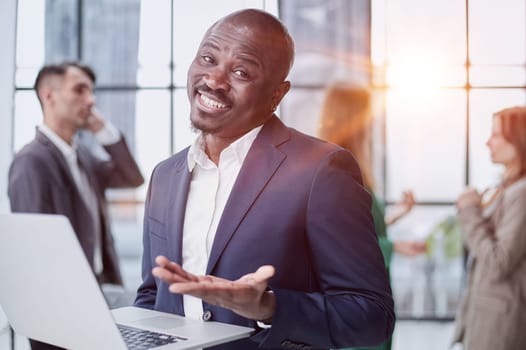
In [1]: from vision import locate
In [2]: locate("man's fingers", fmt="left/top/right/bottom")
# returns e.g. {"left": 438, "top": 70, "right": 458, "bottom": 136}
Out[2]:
{"left": 152, "top": 266, "right": 173, "bottom": 281}
{"left": 238, "top": 265, "right": 275, "bottom": 285}
{"left": 155, "top": 255, "right": 169, "bottom": 267}
{"left": 168, "top": 283, "right": 235, "bottom": 310}
{"left": 169, "top": 282, "right": 194, "bottom": 294}
{"left": 170, "top": 262, "right": 199, "bottom": 281}
{"left": 169, "top": 279, "right": 240, "bottom": 294}
{"left": 253, "top": 265, "right": 275, "bottom": 282}
{"left": 155, "top": 255, "right": 199, "bottom": 281}
{"left": 169, "top": 280, "right": 222, "bottom": 295}
{"left": 152, "top": 267, "right": 189, "bottom": 283}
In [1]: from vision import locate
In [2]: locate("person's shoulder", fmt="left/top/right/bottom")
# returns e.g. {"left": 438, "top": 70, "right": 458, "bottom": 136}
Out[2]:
{"left": 265, "top": 115, "right": 345, "bottom": 155}
{"left": 286, "top": 126, "right": 355, "bottom": 162}
{"left": 503, "top": 177, "right": 526, "bottom": 202}
{"left": 11, "top": 137, "right": 49, "bottom": 165}
{"left": 287, "top": 126, "right": 346, "bottom": 153}
{"left": 9, "top": 141, "right": 55, "bottom": 179}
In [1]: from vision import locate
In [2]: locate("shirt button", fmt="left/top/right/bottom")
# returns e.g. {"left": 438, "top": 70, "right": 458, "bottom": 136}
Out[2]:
{"left": 202, "top": 310, "right": 213, "bottom": 321}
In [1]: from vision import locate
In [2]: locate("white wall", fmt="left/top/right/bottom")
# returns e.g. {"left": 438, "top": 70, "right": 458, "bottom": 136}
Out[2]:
{"left": 0, "top": 0, "right": 17, "bottom": 212}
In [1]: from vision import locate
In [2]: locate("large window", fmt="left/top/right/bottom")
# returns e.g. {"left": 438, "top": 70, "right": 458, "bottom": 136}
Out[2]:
{"left": 371, "top": 0, "right": 526, "bottom": 319}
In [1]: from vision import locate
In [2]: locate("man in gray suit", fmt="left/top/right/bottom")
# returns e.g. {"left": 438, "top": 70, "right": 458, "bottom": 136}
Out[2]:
{"left": 8, "top": 62, "right": 144, "bottom": 350}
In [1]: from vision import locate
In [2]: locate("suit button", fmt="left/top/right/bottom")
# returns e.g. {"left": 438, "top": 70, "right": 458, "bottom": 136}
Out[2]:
{"left": 202, "top": 310, "right": 213, "bottom": 321}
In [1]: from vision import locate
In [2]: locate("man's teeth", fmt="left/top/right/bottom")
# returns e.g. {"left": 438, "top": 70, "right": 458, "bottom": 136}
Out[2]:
{"left": 200, "top": 94, "right": 227, "bottom": 109}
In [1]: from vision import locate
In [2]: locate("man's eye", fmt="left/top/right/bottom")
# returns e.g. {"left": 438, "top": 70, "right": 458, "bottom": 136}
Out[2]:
{"left": 202, "top": 56, "right": 214, "bottom": 63}
{"left": 233, "top": 70, "right": 248, "bottom": 78}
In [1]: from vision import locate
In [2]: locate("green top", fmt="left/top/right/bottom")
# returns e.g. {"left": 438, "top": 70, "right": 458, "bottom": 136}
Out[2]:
{"left": 371, "top": 192, "right": 394, "bottom": 271}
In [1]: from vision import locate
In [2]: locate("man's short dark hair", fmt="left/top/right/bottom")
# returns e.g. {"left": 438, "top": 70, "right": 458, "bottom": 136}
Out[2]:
{"left": 34, "top": 62, "right": 96, "bottom": 105}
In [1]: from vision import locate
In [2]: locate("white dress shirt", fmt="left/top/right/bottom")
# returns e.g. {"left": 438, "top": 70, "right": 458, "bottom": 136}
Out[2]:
{"left": 182, "top": 126, "right": 262, "bottom": 319}
{"left": 38, "top": 123, "right": 120, "bottom": 274}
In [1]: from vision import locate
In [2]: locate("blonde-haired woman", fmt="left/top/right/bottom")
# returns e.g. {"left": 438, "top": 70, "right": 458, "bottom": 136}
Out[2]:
{"left": 318, "top": 84, "right": 426, "bottom": 350}
{"left": 452, "top": 106, "right": 526, "bottom": 350}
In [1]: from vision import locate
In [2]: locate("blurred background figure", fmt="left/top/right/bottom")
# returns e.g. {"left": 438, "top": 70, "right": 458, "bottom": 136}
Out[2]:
{"left": 451, "top": 106, "right": 526, "bottom": 350}
{"left": 318, "top": 83, "right": 426, "bottom": 350}
{"left": 8, "top": 62, "right": 144, "bottom": 350}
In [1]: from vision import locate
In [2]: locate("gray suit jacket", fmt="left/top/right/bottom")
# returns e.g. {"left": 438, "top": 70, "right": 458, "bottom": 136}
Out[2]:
{"left": 8, "top": 129, "right": 144, "bottom": 285}
{"left": 452, "top": 177, "right": 526, "bottom": 350}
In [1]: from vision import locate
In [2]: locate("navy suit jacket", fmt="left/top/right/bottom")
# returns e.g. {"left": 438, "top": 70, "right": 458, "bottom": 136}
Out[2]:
{"left": 135, "top": 116, "right": 394, "bottom": 349}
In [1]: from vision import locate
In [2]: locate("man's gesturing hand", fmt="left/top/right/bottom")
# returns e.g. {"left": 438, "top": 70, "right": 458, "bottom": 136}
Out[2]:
{"left": 152, "top": 255, "right": 276, "bottom": 322}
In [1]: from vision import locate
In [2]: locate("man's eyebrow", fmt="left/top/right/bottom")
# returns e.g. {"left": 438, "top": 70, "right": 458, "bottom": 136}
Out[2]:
{"left": 235, "top": 54, "right": 262, "bottom": 68}
{"left": 74, "top": 82, "right": 93, "bottom": 90}
{"left": 200, "top": 41, "right": 220, "bottom": 51}
{"left": 200, "top": 41, "right": 262, "bottom": 68}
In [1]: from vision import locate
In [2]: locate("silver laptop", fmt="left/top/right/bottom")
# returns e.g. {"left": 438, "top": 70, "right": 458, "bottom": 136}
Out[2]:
{"left": 0, "top": 213, "right": 253, "bottom": 349}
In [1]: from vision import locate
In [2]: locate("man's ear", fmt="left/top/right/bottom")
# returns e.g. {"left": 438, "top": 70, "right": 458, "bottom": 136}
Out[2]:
{"left": 270, "top": 81, "right": 291, "bottom": 111}
{"left": 39, "top": 86, "right": 54, "bottom": 106}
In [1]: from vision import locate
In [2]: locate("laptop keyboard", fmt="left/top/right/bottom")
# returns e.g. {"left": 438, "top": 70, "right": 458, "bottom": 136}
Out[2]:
{"left": 118, "top": 324, "right": 187, "bottom": 349}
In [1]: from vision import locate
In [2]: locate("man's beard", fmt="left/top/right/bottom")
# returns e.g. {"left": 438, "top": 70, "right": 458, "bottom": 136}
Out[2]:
{"left": 190, "top": 116, "right": 223, "bottom": 135}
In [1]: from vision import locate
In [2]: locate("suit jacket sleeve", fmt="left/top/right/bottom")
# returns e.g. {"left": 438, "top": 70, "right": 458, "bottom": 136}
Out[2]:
{"left": 459, "top": 184, "right": 526, "bottom": 281}
{"left": 8, "top": 153, "right": 54, "bottom": 213}
{"left": 256, "top": 150, "right": 394, "bottom": 349}
{"left": 134, "top": 171, "right": 158, "bottom": 309}
{"left": 96, "top": 137, "right": 144, "bottom": 189}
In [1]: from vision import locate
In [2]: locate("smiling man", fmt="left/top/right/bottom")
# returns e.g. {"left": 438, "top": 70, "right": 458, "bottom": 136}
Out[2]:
{"left": 134, "top": 9, "right": 394, "bottom": 350}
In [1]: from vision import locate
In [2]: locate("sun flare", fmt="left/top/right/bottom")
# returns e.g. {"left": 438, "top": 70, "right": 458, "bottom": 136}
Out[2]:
{"left": 385, "top": 57, "right": 445, "bottom": 100}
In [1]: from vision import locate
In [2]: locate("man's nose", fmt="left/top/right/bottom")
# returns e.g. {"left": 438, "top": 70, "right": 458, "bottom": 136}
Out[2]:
{"left": 86, "top": 92, "right": 95, "bottom": 107}
{"left": 203, "top": 67, "right": 230, "bottom": 91}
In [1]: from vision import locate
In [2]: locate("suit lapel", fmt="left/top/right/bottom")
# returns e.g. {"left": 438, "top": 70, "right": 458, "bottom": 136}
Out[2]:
{"left": 160, "top": 153, "right": 191, "bottom": 312}
{"left": 36, "top": 130, "right": 78, "bottom": 192}
{"left": 36, "top": 131, "right": 96, "bottom": 217}
{"left": 206, "top": 116, "right": 290, "bottom": 274}
{"left": 166, "top": 152, "right": 192, "bottom": 265}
